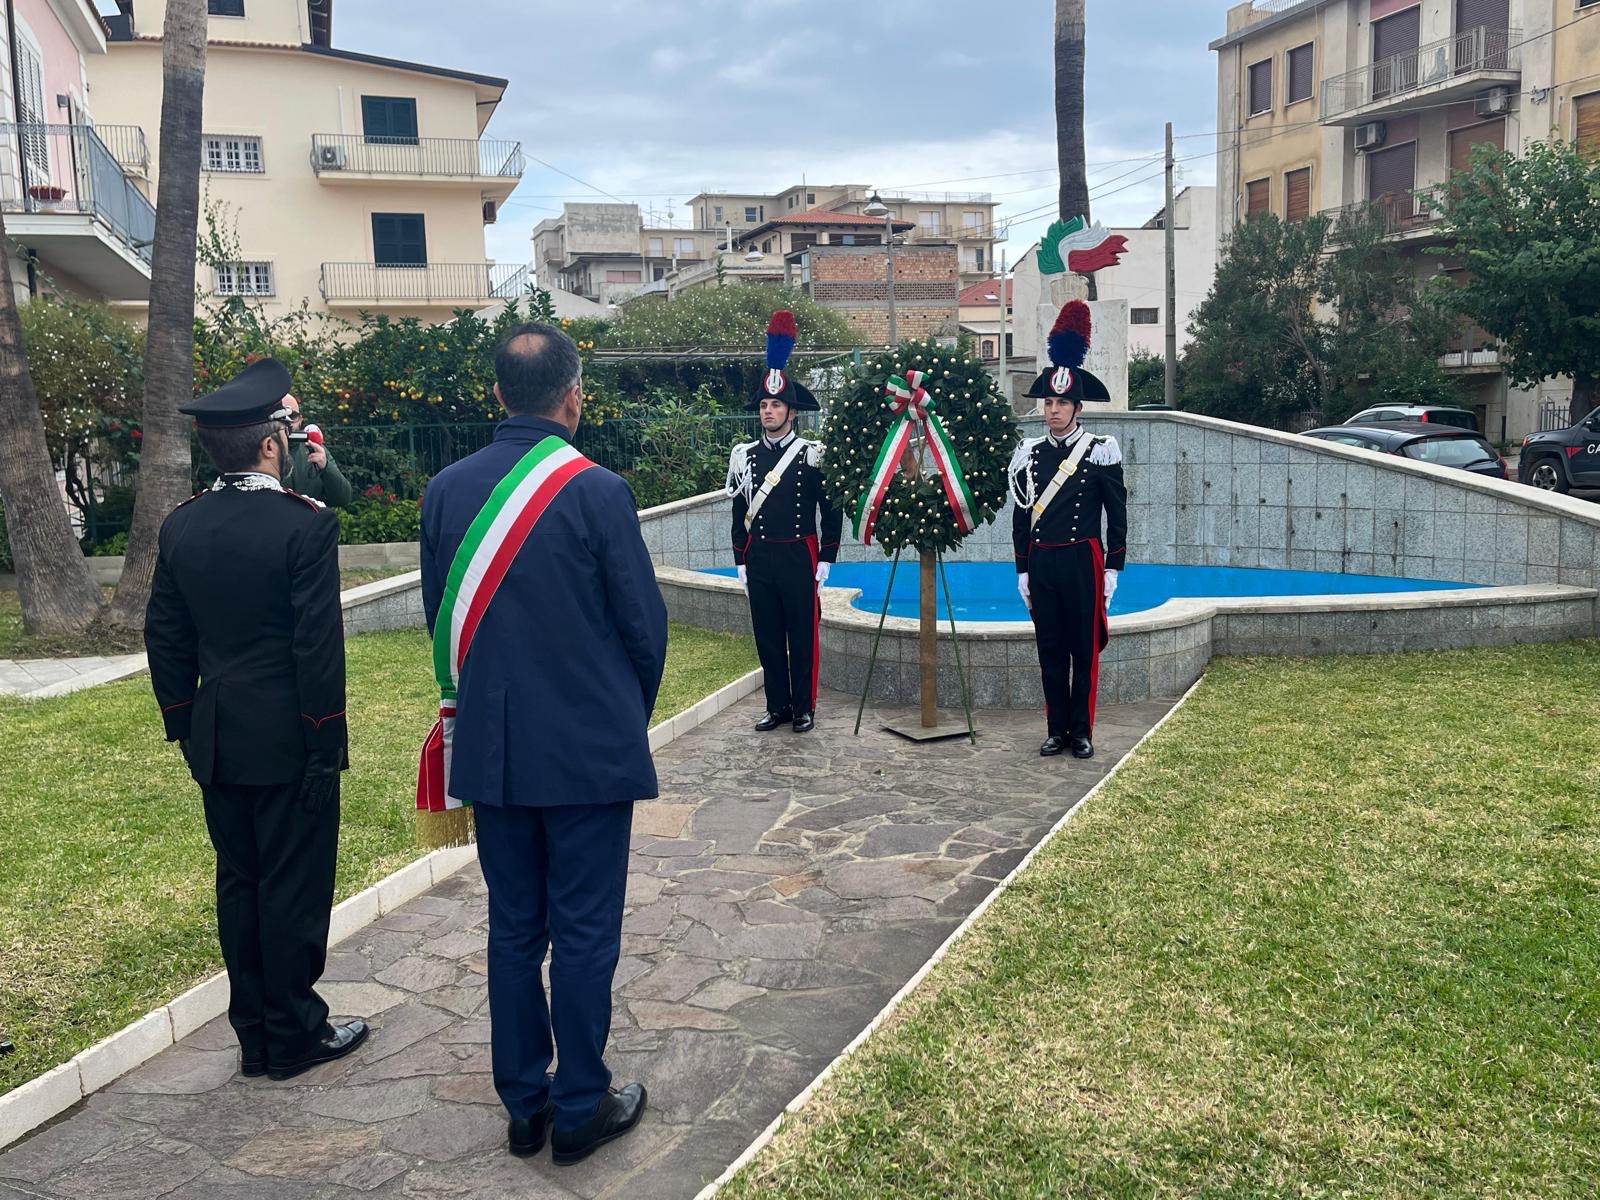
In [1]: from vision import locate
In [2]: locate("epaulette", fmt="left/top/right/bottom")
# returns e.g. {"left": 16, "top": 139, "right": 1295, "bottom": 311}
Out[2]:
{"left": 1088, "top": 435, "right": 1122, "bottom": 467}
{"left": 1008, "top": 437, "right": 1045, "bottom": 508}
{"left": 725, "top": 440, "right": 758, "bottom": 500}
{"left": 282, "top": 489, "right": 326, "bottom": 511}
{"left": 173, "top": 489, "right": 210, "bottom": 512}
{"left": 802, "top": 439, "right": 824, "bottom": 468}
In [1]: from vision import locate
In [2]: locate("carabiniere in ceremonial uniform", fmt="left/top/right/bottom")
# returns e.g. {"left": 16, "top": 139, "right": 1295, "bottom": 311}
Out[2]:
{"left": 1012, "top": 301, "right": 1129, "bottom": 760}
{"left": 145, "top": 358, "right": 367, "bottom": 1082}
{"left": 727, "top": 311, "right": 843, "bottom": 733}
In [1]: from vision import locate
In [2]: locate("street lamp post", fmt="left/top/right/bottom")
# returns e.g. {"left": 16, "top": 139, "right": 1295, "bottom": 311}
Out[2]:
{"left": 864, "top": 192, "right": 897, "bottom": 345}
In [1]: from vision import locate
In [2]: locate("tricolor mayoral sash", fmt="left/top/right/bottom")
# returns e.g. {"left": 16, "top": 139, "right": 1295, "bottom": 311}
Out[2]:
{"left": 417, "top": 436, "right": 595, "bottom": 823}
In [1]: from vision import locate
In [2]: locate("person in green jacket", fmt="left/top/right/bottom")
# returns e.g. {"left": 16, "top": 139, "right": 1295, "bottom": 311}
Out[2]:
{"left": 282, "top": 396, "right": 354, "bottom": 508}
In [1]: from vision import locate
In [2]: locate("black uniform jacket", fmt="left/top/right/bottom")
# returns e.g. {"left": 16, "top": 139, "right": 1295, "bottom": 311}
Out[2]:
{"left": 145, "top": 477, "right": 348, "bottom": 787}
{"left": 727, "top": 433, "right": 843, "bottom": 566}
{"left": 1010, "top": 431, "right": 1129, "bottom": 573}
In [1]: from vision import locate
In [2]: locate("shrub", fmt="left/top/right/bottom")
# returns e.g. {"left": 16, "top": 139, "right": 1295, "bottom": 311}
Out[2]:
{"left": 338, "top": 487, "right": 423, "bottom": 546}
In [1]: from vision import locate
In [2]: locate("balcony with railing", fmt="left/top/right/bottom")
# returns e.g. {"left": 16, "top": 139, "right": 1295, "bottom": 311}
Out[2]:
{"left": 1322, "top": 26, "right": 1521, "bottom": 124}
{"left": 93, "top": 124, "right": 150, "bottom": 177}
{"left": 0, "top": 123, "right": 155, "bottom": 299}
{"left": 320, "top": 261, "right": 528, "bottom": 307}
{"left": 310, "top": 134, "right": 525, "bottom": 199}
{"left": 1323, "top": 183, "right": 1449, "bottom": 243}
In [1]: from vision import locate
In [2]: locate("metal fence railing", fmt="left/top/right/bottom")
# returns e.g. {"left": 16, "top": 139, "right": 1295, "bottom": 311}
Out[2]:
{"left": 1323, "top": 183, "right": 1448, "bottom": 241}
{"left": 1322, "top": 26, "right": 1520, "bottom": 120}
{"left": 319, "top": 262, "right": 529, "bottom": 304}
{"left": 0, "top": 123, "right": 156, "bottom": 263}
{"left": 309, "top": 133, "right": 524, "bottom": 179}
{"left": 93, "top": 124, "right": 150, "bottom": 177}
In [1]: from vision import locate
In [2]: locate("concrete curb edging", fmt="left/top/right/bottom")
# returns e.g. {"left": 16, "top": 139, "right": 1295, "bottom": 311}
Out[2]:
{"left": 693, "top": 674, "right": 1207, "bottom": 1200}
{"left": 0, "top": 666, "right": 762, "bottom": 1153}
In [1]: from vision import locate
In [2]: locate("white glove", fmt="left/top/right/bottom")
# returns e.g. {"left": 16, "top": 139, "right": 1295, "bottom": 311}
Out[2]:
{"left": 1017, "top": 572, "right": 1030, "bottom": 610}
{"left": 1104, "top": 569, "right": 1119, "bottom": 606}
{"left": 814, "top": 562, "right": 830, "bottom": 595}
{"left": 737, "top": 564, "right": 748, "bottom": 592}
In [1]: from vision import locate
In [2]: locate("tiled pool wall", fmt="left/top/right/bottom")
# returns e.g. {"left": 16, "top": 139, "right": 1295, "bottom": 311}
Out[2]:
{"left": 646, "top": 411, "right": 1600, "bottom": 708}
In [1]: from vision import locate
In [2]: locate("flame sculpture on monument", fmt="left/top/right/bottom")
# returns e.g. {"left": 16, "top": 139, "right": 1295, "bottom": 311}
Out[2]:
{"left": 1035, "top": 216, "right": 1129, "bottom": 278}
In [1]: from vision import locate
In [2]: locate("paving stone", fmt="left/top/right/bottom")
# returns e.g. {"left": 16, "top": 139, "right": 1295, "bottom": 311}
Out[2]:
{"left": 348, "top": 1039, "right": 465, "bottom": 1085}
{"left": 420, "top": 930, "right": 488, "bottom": 960}
{"left": 824, "top": 858, "right": 966, "bottom": 900}
{"left": 374, "top": 956, "right": 461, "bottom": 994}
{"left": 739, "top": 899, "right": 821, "bottom": 926}
{"left": 637, "top": 1031, "right": 751, "bottom": 1126}
{"left": 228, "top": 1127, "right": 382, "bottom": 1180}
{"left": 735, "top": 958, "right": 879, "bottom": 992}
{"left": 302, "top": 1077, "right": 435, "bottom": 1123}
{"left": 687, "top": 978, "right": 765, "bottom": 1011}
{"left": 318, "top": 982, "right": 410, "bottom": 1018}
{"left": 398, "top": 1151, "right": 584, "bottom": 1199}
{"left": 380, "top": 1103, "right": 505, "bottom": 1162}
{"left": 621, "top": 898, "right": 677, "bottom": 936}
{"left": 51, "top": 1135, "right": 211, "bottom": 1199}
{"left": 109, "top": 1047, "right": 238, "bottom": 1095}
{"left": 321, "top": 950, "right": 373, "bottom": 982}
{"left": 637, "top": 838, "right": 712, "bottom": 858}
{"left": 423, "top": 986, "right": 490, "bottom": 1018}
{"left": 856, "top": 822, "right": 964, "bottom": 858}
{"left": 88, "top": 1091, "right": 288, "bottom": 1161}
{"left": 0, "top": 1112, "right": 150, "bottom": 1183}
{"left": 164, "top": 1170, "right": 318, "bottom": 1199}
{"left": 360, "top": 1001, "right": 457, "bottom": 1064}
{"left": 623, "top": 957, "right": 725, "bottom": 1003}
{"left": 431, "top": 1073, "right": 500, "bottom": 1107}
{"left": 438, "top": 1018, "right": 492, "bottom": 1045}
{"left": 628, "top": 1001, "right": 740, "bottom": 1032}
{"left": 320, "top": 1150, "right": 412, "bottom": 1192}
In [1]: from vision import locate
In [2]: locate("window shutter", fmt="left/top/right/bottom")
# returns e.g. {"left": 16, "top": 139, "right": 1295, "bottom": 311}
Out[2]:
{"left": 1448, "top": 119, "right": 1504, "bottom": 175}
{"left": 1576, "top": 94, "right": 1600, "bottom": 158}
{"left": 1246, "top": 178, "right": 1271, "bottom": 218}
{"left": 1367, "top": 143, "right": 1416, "bottom": 220}
{"left": 1249, "top": 60, "right": 1273, "bottom": 113}
{"left": 1373, "top": 8, "right": 1420, "bottom": 61}
{"left": 1287, "top": 44, "right": 1314, "bottom": 103}
{"left": 1453, "top": 0, "right": 1507, "bottom": 33}
{"left": 1286, "top": 168, "right": 1312, "bottom": 221}
{"left": 373, "top": 213, "right": 427, "bottom": 266}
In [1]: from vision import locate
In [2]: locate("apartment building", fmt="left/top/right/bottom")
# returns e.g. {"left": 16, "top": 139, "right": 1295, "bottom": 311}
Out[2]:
{"left": 1212, "top": 0, "right": 1600, "bottom": 438}
{"left": 531, "top": 202, "right": 722, "bottom": 306}
{"left": 89, "top": 0, "right": 525, "bottom": 324}
{"left": 688, "top": 182, "right": 1002, "bottom": 284}
{"left": 0, "top": 0, "right": 153, "bottom": 305}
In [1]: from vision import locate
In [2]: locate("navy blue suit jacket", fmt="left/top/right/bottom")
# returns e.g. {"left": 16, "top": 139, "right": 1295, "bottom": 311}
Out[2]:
{"left": 421, "top": 415, "right": 669, "bottom": 808}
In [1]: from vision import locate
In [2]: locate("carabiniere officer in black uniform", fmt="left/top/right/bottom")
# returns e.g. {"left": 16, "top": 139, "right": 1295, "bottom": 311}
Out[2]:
{"left": 145, "top": 358, "right": 367, "bottom": 1081}
{"left": 727, "top": 310, "right": 843, "bottom": 734}
{"left": 1012, "top": 300, "right": 1129, "bottom": 760}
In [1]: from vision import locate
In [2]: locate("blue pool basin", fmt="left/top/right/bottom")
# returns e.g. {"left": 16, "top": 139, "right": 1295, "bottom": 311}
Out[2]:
{"left": 701, "top": 560, "right": 1479, "bottom": 622}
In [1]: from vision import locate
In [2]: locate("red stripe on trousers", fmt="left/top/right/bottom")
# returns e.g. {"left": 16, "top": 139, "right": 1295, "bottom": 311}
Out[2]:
{"left": 805, "top": 535, "right": 820, "bottom": 711}
{"left": 1089, "top": 539, "right": 1106, "bottom": 732}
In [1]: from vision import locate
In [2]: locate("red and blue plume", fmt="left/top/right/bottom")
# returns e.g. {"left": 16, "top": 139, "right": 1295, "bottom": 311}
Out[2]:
{"left": 766, "top": 310, "right": 798, "bottom": 371}
{"left": 1047, "top": 300, "right": 1092, "bottom": 370}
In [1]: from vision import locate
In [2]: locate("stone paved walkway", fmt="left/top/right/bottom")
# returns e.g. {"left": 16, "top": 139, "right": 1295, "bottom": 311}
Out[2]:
{"left": 0, "top": 690, "right": 1172, "bottom": 1200}
{"left": 0, "top": 655, "right": 147, "bottom": 700}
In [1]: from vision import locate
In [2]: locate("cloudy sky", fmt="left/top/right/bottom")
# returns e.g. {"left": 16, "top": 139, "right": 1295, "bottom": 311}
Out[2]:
{"left": 112, "top": 1, "right": 1243, "bottom": 268}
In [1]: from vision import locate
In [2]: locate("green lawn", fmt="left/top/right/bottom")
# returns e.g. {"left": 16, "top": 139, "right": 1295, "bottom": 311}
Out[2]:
{"left": 0, "top": 623, "right": 756, "bottom": 1096}
{"left": 724, "top": 644, "right": 1600, "bottom": 1200}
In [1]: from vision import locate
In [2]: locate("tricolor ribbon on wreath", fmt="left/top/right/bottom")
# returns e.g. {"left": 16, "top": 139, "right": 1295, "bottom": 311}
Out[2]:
{"left": 852, "top": 369, "right": 979, "bottom": 546}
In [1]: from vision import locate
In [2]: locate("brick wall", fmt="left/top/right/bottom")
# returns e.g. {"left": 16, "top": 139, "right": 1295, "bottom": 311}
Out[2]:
{"left": 803, "top": 244, "right": 960, "bottom": 344}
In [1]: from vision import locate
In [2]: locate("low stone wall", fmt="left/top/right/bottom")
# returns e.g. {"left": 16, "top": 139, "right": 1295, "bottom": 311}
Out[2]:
{"left": 9, "top": 542, "right": 427, "bottom": 589}
{"left": 644, "top": 409, "right": 1600, "bottom": 706}
{"left": 341, "top": 572, "right": 426, "bottom": 636}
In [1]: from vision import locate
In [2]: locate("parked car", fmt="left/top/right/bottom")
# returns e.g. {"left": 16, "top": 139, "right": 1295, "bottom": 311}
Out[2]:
{"left": 1517, "top": 407, "right": 1600, "bottom": 493}
{"left": 1344, "top": 404, "right": 1479, "bottom": 431}
{"left": 1303, "top": 422, "right": 1508, "bottom": 478}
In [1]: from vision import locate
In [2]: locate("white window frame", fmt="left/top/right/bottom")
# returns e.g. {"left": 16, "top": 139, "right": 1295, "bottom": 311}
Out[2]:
{"left": 215, "top": 261, "right": 275, "bottom": 297}
{"left": 674, "top": 237, "right": 695, "bottom": 256}
{"left": 15, "top": 27, "right": 50, "bottom": 184}
{"left": 647, "top": 237, "right": 663, "bottom": 256}
{"left": 203, "top": 134, "right": 265, "bottom": 174}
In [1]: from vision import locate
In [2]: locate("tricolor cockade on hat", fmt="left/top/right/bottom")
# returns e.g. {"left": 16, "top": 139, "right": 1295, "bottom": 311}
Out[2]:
{"left": 180, "top": 358, "right": 296, "bottom": 428}
{"left": 1024, "top": 301, "right": 1110, "bottom": 403}
{"left": 747, "top": 310, "right": 819, "bottom": 412}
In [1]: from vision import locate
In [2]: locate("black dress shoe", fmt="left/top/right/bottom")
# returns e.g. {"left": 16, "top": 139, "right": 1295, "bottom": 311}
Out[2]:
{"left": 240, "top": 1053, "right": 266, "bottom": 1078}
{"left": 1069, "top": 736, "right": 1094, "bottom": 759}
{"left": 265, "top": 1020, "right": 369, "bottom": 1081}
{"left": 791, "top": 711, "right": 815, "bottom": 734}
{"left": 508, "top": 1101, "right": 555, "bottom": 1157}
{"left": 754, "top": 708, "right": 793, "bottom": 732}
{"left": 1040, "top": 736, "right": 1066, "bottom": 757}
{"left": 552, "top": 1082, "right": 648, "bottom": 1166}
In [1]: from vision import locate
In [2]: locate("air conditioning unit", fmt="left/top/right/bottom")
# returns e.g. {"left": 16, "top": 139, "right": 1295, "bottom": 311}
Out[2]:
{"left": 1353, "top": 121, "right": 1388, "bottom": 152}
{"left": 316, "top": 143, "right": 346, "bottom": 171}
{"left": 482, "top": 200, "right": 498, "bottom": 225}
{"left": 1475, "top": 87, "right": 1512, "bottom": 118}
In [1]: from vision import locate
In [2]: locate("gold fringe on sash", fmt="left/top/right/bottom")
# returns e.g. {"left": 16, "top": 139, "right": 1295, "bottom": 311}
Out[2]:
{"left": 417, "top": 806, "right": 475, "bottom": 850}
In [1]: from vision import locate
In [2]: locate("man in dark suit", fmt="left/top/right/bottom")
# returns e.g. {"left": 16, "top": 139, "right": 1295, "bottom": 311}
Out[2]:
{"left": 1011, "top": 301, "right": 1129, "bottom": 760}
{"left": 145, "top": 358, "right": 367, "bottom": 1082}
{"left": 421, "top": 324, "right": 668, "bottom": 1166}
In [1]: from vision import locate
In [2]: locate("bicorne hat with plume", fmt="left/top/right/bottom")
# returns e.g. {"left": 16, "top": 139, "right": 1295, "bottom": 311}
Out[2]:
{"left": 746, "top": 310, "right": 819, "bottom": 411}
{"left": 1023, "top": 300, "right": 1111, "bottom": 403}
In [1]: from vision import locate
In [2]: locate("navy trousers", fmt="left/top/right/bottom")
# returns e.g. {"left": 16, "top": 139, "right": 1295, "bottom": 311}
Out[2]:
{"left": 1028, "top": 540, "right": 1107, "bottom": 739}
{"left": 473, "top": 799, "right": 634, "bottom": 1129}
{"left": 746, "top": 536, "right": 821, "bottom": 715}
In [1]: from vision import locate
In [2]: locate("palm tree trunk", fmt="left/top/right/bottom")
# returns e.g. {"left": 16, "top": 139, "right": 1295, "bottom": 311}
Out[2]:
{"left": 1054, "top": 0, "right": 1095, "bottom": 300}
{"left": 108, "top": 0, "right": 208, "bottom": 630}
{"left": 0, "top": 210, "right": 107, "bottom": 635}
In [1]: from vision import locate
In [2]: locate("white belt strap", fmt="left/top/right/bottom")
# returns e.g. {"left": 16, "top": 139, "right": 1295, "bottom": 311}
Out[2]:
{"left": 744, "top": 438, "right": 809, "bottom": 532}
{"left": 1029, "top": 435, "right": 1095, "bottom": 531}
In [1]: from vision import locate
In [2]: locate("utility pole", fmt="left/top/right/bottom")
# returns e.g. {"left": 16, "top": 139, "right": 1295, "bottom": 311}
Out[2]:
{"left": 885, "top": 211, "right": 897, "bottom": 346}
{"left": 997, "top": 248, "right": 1009, "bottom": 408}
{"left": 1163, "top": 120, "right": 1178, "bottom": 408}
